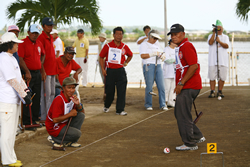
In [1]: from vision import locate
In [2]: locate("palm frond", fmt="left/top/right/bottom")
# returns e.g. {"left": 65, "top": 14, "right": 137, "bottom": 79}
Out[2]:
{"left": 236, "top": 0, "right": 250, "bottom": 22}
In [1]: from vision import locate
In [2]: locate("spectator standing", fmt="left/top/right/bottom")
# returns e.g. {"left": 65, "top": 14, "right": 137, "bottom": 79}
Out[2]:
{"left": 72, "top": 29, "right": 89, "bottom": 87}
{"left": 7, "top": 25, "right": 20, "bottom": 63}
{"left": 37, "top": 17, "right": 57, "bottom": 123}
{"left": 18, "top": 24, "right": 45, "bottom": 129}
{"left": 0, "top": 32, "right": 32, "bottom": 167}
{"left": 207, "top": 20, "right": 229, "bottom": 98}
{"left": 167, "top": 23, "right": 205, "bottom": 151}
{"left": 163, "top": 39, "right": 177, "bottom": 107}
{"left": 136, "top": 25, "right": 151, "bottom": 45}
{"left": 99, "top": 27, "right": 133, "bottom": 116}
{"left": 139, "top": 30, "right": 167, "bottom": 111}
{"left": 97, "top": 32, "right": 108, "bottom": 84}
{"left": 51, "top": 29, "right": 64, "bottom": 58}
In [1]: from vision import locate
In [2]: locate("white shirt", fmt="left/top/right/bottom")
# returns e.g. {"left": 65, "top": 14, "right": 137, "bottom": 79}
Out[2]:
{"left": 0, "top": 52, "right": 22, "bottom": 104}
{"left": 139, "top": 41, "right": 162, "bottom": 65}
{"left": 207, "top": 33, "right": 229, "bottom": 67}
{"left": 54, "top": 37, "right": 64, "bottom": 56}
{"left": 163, "top": 46, "right": 175, "bottom": 78}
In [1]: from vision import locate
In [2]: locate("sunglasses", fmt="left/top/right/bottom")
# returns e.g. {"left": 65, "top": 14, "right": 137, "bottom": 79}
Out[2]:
{"left": 153, "top": 37, "right": 158, "bottom": 40}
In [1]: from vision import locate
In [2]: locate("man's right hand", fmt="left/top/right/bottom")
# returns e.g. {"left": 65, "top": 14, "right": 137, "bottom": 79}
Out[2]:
{"left": 70, "top": 109, "right": 78, "bottom": 117}
{"left": 102, "top": 69, "right": 107, "bottom": 76}
{"left": 25, "top": 72, "right": 32, "bottom": 84}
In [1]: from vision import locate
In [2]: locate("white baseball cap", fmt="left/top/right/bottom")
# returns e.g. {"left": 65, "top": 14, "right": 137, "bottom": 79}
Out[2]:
{"left": 50, "top": 29, "right": 58, "bottom": 34}
{"left": 0, "top": 32, "right": 23, "bottom": 44}
{"left": 150, "top": 33, "right": 162, "bottom": 40}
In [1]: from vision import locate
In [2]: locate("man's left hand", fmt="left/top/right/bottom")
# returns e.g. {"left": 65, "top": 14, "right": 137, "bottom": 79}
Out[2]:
{"left": 70, "top": 94, "right": 80, "bottom": 105}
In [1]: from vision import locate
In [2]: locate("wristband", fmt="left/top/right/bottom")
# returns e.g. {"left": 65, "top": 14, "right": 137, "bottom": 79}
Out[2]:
{"left": 77, "top": 103, "right": 84, "bottom": 112}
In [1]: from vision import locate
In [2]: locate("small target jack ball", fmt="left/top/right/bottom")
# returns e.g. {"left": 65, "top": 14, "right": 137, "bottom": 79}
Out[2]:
{"left": 163, "top": 147, "right": 170, "bottom": 154}
{"left": 218, "top": 96, "right": 222, "bottom": 100}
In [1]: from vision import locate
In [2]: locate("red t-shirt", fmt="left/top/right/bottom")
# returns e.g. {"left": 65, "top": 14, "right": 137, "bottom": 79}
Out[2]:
{"left": 175, "top": 38, "right": 202, "bottom": 90}
{"left": 99, "top": 40, "right": 133, "bottom": 69}
{"left": 37, "top": 31, "right": 57, "bottom": 75}
{"left": 56, "top": 56, "right": 81, "bottom": 85}
{"left": 45, "top": 92, "right": 76, "bottom": 137}
{"left": 18, "top": 36, "right": 45, "bottom": 70}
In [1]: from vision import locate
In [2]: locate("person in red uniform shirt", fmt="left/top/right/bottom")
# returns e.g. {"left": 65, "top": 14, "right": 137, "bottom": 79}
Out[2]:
{"left": 46, "top": 77, "right": 85, "bottom": 147}
{"left": 99, "top": 27, "right": 133, "bottom": 116}
{"left": 18, "top": 24, "right": 45, "bottom": 130}
{"left": 55, "top": 46, "right": 82, "bottom": 96}
{"left": 37, "top": 17, "right": 58, "bottom": 123}
{"left": 167, "top": 24, "right": 205, "bottom": 151}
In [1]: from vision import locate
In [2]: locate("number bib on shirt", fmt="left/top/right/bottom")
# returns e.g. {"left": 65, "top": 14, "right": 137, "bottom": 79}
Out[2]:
{"left": 107, "top": 47, "right": 122, "bottom": 64}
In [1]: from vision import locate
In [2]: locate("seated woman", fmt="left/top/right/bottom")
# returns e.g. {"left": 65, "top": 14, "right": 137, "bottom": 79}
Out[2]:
{"left": 139, "top": 30, "right": 168, "bottom": 111}
{"left": 46, "top": 77, "right": 85, "bottom": 147}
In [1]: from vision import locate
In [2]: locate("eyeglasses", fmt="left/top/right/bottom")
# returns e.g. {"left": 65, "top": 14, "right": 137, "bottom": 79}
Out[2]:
{"left": 153, "top": 37, "right": 158, "bottom": 40}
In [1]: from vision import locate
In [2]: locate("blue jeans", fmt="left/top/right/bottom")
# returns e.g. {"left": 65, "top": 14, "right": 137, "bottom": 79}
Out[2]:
{"left": 143, "top": 64, "right": 166, "bottom": 108}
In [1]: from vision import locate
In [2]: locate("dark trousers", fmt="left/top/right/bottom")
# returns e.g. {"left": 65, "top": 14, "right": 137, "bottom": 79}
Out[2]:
{"left": 174, "top": 89, "right": 203, "bottom": 147}
{"left": 52, "top": 112, "right": 85, "bottom": 144}
{"left": 105, "top": 67, "right": 127, "bottom": 113}
{"left": 22, "top": 70, "right": 41, "bottom": 125}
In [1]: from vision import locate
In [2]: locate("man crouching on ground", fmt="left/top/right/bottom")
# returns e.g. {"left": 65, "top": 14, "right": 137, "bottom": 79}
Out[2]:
{"left": 45, "top": 77, "right": 85, "bottom": 147}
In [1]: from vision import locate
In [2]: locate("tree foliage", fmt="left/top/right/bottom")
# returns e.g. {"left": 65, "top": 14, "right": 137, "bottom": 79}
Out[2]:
{"left": 236, "top": 0, "right": 250, "bottom": 22}
{"left": 6, "top": 0, "right": 102, "bottom": 35}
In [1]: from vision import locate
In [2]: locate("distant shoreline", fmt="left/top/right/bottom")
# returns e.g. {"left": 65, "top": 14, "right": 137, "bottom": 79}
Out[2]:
{"left": 88, "top": 37, "right": 250, "bottom": 45}
{"left": 63, "top": 37, "right": 250, "bottom": 46}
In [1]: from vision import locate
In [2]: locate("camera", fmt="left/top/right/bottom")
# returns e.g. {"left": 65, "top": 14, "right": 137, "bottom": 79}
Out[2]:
{"left": 212, "top": 24, "right": 221, "bottom": 33}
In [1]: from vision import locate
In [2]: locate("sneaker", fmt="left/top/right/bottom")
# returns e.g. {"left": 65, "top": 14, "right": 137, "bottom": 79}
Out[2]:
{"left": 196, "top": 137, "right": 206, "bottom": 143}
{"left": 3, "top": 162, "right": 23, "bottom": 167}
{"left": 53, "top": 143, "right": 63, "bottom": 147}
{"left": 217, "top": 91, "right": 224, "bottom": 98}
{"left": 176, "top": 144, "right": 198, "bottom": 151}
{"left": 146, "top": 107, "right": 153, "bottom": 110}
{"left": 116, "top": 111, "right": 127, "bottom": 116}
{"left": 103, "top": 107, "right": 109, "bottom": 113}
{"left": 65, "top": 142, "right": 81, "bottom": 147}
{"left": 47, "top": 135, "right": 55, "bottom": 144}
{"left": 161, "top": 106, "right": 168, "bottom": 111}
{"left": 208, "top": 90, "right": 215, "bottom": 98}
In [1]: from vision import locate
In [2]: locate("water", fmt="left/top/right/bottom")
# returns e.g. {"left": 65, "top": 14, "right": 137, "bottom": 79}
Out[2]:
{"left": 86, "top": 41, "right": 250, "bottom": 87}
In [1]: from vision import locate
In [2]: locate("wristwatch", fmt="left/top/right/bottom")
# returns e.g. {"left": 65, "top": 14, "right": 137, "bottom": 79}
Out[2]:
{"left": 178, "top": 81, "right": 184, "bottom": 86}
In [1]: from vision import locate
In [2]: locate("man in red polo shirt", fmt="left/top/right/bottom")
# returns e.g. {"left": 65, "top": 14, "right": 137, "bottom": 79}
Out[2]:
{"left": 37, "top": 17, "right": 58, "bottom": 123}
{"left": 56, "top": 47, "right": 82, "bottom": 97}
{"left": 99, "top": 27, "right": 133, "bottom": 116}
{"left": 18, "top": 24, "right": 45, "bottom": 130}
{"left": 167, "top": 24, "right": 205, "bottom": 151}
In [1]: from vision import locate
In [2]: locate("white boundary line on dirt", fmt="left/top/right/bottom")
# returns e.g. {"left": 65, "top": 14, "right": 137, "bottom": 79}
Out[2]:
{"left": 40, "top": 90, "right": 211, "bottom": 167}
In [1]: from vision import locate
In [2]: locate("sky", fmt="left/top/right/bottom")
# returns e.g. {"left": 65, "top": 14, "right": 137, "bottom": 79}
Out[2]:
{"left": 0, "top": 0, "right": 249, "bottom": 32}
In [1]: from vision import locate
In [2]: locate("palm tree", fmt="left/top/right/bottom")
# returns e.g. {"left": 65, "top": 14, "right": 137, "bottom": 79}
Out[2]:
{"left": 6, "top": 0, "right": 102, "bottom": 35}
{"left": 236, "top": 0, "right": 250, "bottom": 22}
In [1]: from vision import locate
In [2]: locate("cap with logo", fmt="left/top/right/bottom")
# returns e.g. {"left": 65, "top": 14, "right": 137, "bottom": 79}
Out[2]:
{"left": 42, "top": 17, "right": 55, "bottom": 26}
{"left": 8, "top": 25, "right": 20, "bottom": 32}
{"left": 50, "top": 29, "right": 58, "bottom": 34}
{"left": 62, "top": 77, "right": 79, "bottom": 86}
{"left": 1, "top": 32, "right": 23, "bottom": 44}
{"left": 99, "top": 32, "right": 107, "bottom": 38}
{"left": 167, "top": 24, "right": 185, "bottom": 36}
{"left": 65, "top": 46, "right": 76, "bottom": 54}
{"left": 29, "top": 24, "right": 41, "bottom": 33}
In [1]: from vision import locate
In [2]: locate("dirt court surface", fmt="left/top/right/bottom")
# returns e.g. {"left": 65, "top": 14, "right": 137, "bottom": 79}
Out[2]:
{"left": 12, "top": 86, "right": 250, "bottom": 167}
